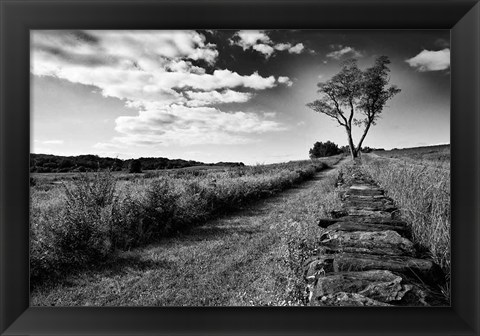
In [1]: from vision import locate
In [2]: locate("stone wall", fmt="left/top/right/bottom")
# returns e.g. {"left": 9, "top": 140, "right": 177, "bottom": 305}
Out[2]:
{"left": 304, "top": 163, "right": 447, "bottom": 306}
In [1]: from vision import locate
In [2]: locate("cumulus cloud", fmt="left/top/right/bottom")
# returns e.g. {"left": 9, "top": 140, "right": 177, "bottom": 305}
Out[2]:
{"left": 273, "top": 43, "right": 291, "bottom": 51}
{"left": 32, "top": 30, "right": 288, "bottom": 147}
{"left": 288, "top": 43, "right": 304, "bottom": 54}
{"left": 184, "top": 89, "right": 253, "bottom": 107}
{"left": 278, "top": 76, "right": 293, "bottom": 87}
{"left": 326, "top": 45, "right": 363, "bottom": 60}
{"left": 405, "top": 48, "right": 450, "bottom": 72}
{"left": 230, "top": 30, "right": 307, "bottom": 58}
{"left": 112, "top": 104, "right": 286, "bottom": 146}
{"left": 252, "top": 44, "right": 275, "bottom": 57}
{"left": 231, "top": 30, "right": 271, "bottom": 49}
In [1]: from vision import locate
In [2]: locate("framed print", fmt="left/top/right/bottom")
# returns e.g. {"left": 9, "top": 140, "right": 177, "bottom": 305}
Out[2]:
{"left": 1, "top": 0, "right": 479, "bottom": 335}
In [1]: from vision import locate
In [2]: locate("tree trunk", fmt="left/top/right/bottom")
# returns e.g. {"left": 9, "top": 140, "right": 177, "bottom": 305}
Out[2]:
{"left": 356, "top": 120, "right": 372, "bottom": 155}
{"left": 345, "top": 127, "right": 357, "bottom": 159}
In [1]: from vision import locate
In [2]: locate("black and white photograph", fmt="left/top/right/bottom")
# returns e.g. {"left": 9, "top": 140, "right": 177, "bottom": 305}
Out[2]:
{"left": 30, "top": 30, "right": 451, "bottom": 307}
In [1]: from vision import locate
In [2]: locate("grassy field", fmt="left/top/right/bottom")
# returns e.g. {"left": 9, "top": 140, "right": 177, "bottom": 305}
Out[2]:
{"left": 363, "top": 150, "right": 450, "bottom": 297}
{"left": 31, "top": 157, "right": 344, "bottom": 306}
{"left": 30, "top": 156, "right": 343, "bottom": 292}
{"left": 373, "top": 144, "right": 450, "bottom": 168}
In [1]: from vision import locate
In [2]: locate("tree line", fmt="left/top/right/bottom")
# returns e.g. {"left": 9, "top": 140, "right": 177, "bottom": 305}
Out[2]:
{"left": 30, "top": 153, "right": 244, "bottom": 173}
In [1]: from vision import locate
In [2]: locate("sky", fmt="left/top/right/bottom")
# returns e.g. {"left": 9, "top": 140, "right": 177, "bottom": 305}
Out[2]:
{"left": 31, "top": 30, "right": 450, "bottom": 164}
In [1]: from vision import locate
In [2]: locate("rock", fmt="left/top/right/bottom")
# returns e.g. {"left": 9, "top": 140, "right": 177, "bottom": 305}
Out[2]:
{"left": 344, "top": 205, "right": 397, "bottom": 213}
{"left": 345, "top": 188, "right": 384, "bottom": 196}
{"left": 349, "top": 185, "right": 382, "bottom": 191}
{"left": 305, "top": 253, "right": 444, "bottom": 284}
{"left": 323, "top": 221, "right": 408, "bottom": 235}
{"left": 343, "top": 199, "right": 393, "bottom": 207}
{"left": 344, "top": 208, "right": 393, "bottom": 218}
{"left": 328, "top": 216, "right": 406, "bottom": 225}
{"left": 318, "top": 217, "right": 407, "bottom": 228}
{"left": 330, "top": 210, "right": 349, "bottom": 218}
{"left": 310, "top": 270, "right": 412, "bottom": 304}
{"left": 319, "top": 230, "right": 416, "bottom": 256}
{"left": 311, "top": 291, "right": 392, "bottom": 306}
{"left": 343, "top": 194, "right": 386, "bottom": 200}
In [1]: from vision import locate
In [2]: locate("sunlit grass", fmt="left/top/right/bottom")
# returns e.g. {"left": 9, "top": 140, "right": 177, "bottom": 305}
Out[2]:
{"left": 362, "top": 155, "right": 450, "bottom": 280}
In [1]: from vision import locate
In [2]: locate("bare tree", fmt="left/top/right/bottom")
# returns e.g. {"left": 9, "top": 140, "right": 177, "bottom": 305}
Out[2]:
{"left": 306, "top": 56, "right": 401, "bottom": 159}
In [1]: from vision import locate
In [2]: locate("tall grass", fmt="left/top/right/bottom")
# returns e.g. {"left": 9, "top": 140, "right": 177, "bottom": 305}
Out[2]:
{"left": 30, "top": 159, "right": 338, "bottom": 284}
{"left": 362, "top": 155, "right": 450, "bottom": 279}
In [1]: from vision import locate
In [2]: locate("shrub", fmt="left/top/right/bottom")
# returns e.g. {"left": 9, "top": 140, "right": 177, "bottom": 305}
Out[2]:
{"left": 58, "top": 171, "right": 117, "bottom": 261}
{"left": 309, "top": 141, "right": 341, "bottom": 158}
{"left": 140, "top": 178, "right": 179, "bottom": 238}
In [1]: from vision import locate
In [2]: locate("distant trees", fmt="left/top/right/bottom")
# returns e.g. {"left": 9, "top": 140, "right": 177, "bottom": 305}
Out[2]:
{"left": 128, "top": 159, "right": 142, "bottom": 173}
{"left": 29, "top": 153, "right": 245, "bottom": 174}
{"left": 309, "top": 141, "right": 341, "bottom": 158}
{"left": 306, "top": 56, "right": 401, "bottom": 159}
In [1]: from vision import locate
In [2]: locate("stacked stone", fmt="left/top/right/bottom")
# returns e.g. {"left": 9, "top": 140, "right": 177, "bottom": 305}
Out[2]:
{"left": 305, "top": 165, "right": 446, "bottom": 306}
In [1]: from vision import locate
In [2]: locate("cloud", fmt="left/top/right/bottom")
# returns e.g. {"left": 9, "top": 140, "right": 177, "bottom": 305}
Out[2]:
{"left": 273, "top": 42, "right": 304, "bottom": 54}
{"left": 32, "top": 30, "right": 289, "bottom": 147}
{"left": 274, "top": 43, "right": 291, "bottom": 51}
{"left": 405, "top": 48, "right": 450, "bottom": 72}
{"left": 184, "top": 89, "right": 254, "bottom": 107}
{"left": 230, "top": 30, "right": 307, "bottom": 58}
{"left": 326, "top": 45, "right": 363, "bottom": 59}
{"left": 252, "top": 44, "right": 275, "bottom": 57}
{"left": 278, "top": 76, "right": 293, "bottom": 87}
{"left": 111, "top": 104, "right": 286, "bottom": 146}
{"left": 287, "top": 43, "right": 304, "bottom": 54}
{"left": 231, "top": 30, "right": 271, "bottom": 50}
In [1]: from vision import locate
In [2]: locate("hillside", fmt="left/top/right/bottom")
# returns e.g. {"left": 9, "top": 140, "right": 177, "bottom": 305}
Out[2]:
{"left": 372, "top": 144, "right": 450, "bottom": 163}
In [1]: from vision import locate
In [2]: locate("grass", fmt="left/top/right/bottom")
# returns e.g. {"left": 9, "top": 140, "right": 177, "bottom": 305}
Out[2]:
{"left": 362, "top": 154, "right": 451, "bottom": 285}
{"left": 30, "top": 156, "right": 343, "bottom": 290}
{"left": 373, "top": 144, "right": 450, "bottom": 169}
{"left": 31, "top": 160, "right": 344, "bottom": 306}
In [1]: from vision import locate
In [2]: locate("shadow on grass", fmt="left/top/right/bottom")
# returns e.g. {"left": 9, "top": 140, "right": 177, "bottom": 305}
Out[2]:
{"left": 32, "top": 253, "right": 177, "bottom": 292}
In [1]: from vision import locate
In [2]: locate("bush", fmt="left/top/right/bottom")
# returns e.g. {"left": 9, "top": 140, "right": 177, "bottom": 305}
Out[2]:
{"left": 30, "top": 171, "right": 118, "bottom": 281}
{"left": 309, "top": 141, "right": 341, "bottom": 158}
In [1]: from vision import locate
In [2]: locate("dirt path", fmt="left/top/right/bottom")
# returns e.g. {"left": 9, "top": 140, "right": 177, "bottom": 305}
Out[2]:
{"left": 31, "top": 160, "right": 346, "bottom": 306}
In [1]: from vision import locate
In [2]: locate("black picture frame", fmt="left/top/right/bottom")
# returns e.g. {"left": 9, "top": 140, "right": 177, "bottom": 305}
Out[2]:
{"left": 1, "top": 0, "right": 479, "bottom": 335}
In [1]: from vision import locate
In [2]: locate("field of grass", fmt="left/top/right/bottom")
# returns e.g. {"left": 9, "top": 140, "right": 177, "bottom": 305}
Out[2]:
{"left": 31, "top": 158, "right": 344, "bottom": 306}
{"left": 362, "top": 153, "right": 450, "bottom": 296}
{"left": 30, "top": 156, "right": 342, "bottom": 290}
{"left": 373, "top": 144, "right": 450, "bottom": 168}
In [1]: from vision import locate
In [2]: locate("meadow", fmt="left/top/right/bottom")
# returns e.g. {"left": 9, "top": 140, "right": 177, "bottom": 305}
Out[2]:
{"left": 363, "top": 147, "right": 451, "bottom": 296}
{"left": 30, "top": 157, "right": 341, "bottom": 287}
